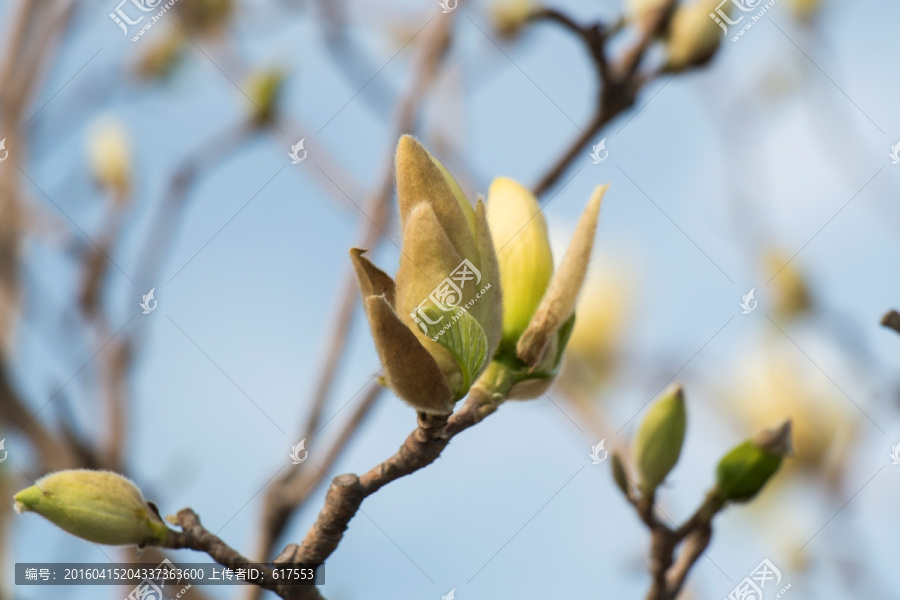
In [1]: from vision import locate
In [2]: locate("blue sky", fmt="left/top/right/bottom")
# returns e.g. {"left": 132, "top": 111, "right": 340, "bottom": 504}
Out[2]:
{"left": 5, "top": 0, "right": 900, "bottom": 599}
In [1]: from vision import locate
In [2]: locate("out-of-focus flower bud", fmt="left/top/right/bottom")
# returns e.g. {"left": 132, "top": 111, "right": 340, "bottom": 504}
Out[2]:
{"left": 13, "top": 470, "right": 168, "bottom": 546}
{"left": 135, "top": 30, "right": 184, "bottom": 80}
{"left": 789, "top": 0, "right": 821, "bottom": 23}
{"left": 632, "top": 383, "right": 686, "bottom": 497}
{"left": 715, "top": 419, "right": 792, "bottom": 502}
{"left": 664, "top": 0, "right": 726, "bottom": 72}
{"left": 486, "top": 178, "right": 553, "bottom": 354}
{"left": 728, "top": 345, "right": 854, "bottom": 474}
{"left": 515, "top": 184, "right": 607, "bottom": 371}
{"left": 244, "top": 69, "right": 286, "bottom": 126}
{"left": 175, "top": 0, "right": 233, "bottom": 36}
{"left": 764, "top": 250, "right": 812, "bottom": 321}
{"left": 560, "top": 263, "right": 633, "bottom": 393}
{"left": 351, "top": 136, "right": 502, "bottom": 414}
{"left": 87, "top": 118, "right": 132, "bottom": 199}
{"left": 490, "top": 0, "right": 535, "bottom": 39}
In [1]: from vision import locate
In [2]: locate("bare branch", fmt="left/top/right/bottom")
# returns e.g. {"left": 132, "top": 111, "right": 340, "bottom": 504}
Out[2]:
{"left": 881, "top": 310, "right": 900, "bottom": 335}
{"left": 529, "top": 1, "right": 679, "bottom": 196}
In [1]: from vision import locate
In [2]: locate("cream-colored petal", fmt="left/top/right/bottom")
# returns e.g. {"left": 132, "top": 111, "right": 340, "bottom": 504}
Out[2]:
{"left": 517, "top": 184, "right": 607, "bottom": 368}
{"left": 486, "top": 177, "right": 553, "bottom": 345}
{"left": 365, "top": 296, "right": 453, "bottom": 414}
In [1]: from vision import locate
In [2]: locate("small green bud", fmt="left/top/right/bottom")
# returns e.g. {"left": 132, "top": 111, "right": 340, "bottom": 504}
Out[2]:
{"left": 13, "top": 470, "right": 169, "bottom": 546}
{"left": 244, "top": 68, "right": 286, "bottom": 125}
{"left": 632, "top": 383, "right": 686, "bottom": 497}
{"left": 716, "top": 419, "right": 792, "bottom": 503}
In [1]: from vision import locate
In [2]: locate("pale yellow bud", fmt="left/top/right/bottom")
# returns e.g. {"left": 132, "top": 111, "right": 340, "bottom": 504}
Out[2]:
{"left": 490, "top": 0, "right": 535, "bottom": 39}
{"left": 14, "top": 470, "right": 168, "bottom": 546}
{"left": 728, "top": 344, "right": 856, "bottom": 472}
{"left": 561, "top": 263, "right": 633, "bottom": 391}
{"left": 486, "top": 177, "right": 553, "bottom": 352}
{"left": 87, "top": 118, "right": 132, "bottom": 198}
{"left": 665, "top": 0, "right": 725, "bottom": 71}
{"left": 764, "top": 249, "right": 812, "bottom": 321}
{"left": 789, "top": 0, "right": 821, "bottom": 23}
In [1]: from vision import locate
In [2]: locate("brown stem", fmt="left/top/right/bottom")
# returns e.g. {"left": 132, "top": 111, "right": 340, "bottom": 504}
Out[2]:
{"left": 529, "top": 0, "right": 680, "bottom": 197}
{"left": 290, "top": 380, "right": 502, "bottom": 566}
{"left": 881, "top": 310, "right": 900, "bottom": 335}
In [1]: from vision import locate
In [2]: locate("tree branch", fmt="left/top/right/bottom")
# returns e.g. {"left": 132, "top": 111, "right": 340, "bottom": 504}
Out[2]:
{"left": 529, "top": 1, "right": 679, "bottom": 197}
{"left": 290, "top": 381, "right": 502, "bottom": 567}
{"left": 881, "top": 310, "right": 900, "bottom": 335}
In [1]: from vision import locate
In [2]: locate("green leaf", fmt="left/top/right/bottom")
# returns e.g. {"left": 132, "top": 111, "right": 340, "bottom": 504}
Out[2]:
{"left": 421, "top": 306, "right": 489, "bottom": 400}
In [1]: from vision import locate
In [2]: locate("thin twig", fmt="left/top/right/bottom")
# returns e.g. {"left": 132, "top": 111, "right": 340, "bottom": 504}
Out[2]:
{"left": 881, "top": 310, "right": 900, "bottom": 335}
{"left": 529, "top": 1, "right": 677, "bottom": 196}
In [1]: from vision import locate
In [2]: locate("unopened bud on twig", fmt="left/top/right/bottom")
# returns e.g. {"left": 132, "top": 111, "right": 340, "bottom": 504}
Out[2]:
{"left": 632, "top": 383, "right": 686, "bottom": 497}
{"left": 13, "top": 470, "right": 169, "bottom": 546}
{"left": 87, "top": 118, "right": 132, "bottom": 199}
{"left": 352, "top": 136, "right": 502, "bottom": 414}
{"left": 715, "top": 419, "right": 792, "bottom": 502}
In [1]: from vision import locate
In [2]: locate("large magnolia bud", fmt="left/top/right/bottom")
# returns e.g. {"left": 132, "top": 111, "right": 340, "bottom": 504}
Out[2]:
{"left": 14, "top": 470, "right": 168, "bottom": 546}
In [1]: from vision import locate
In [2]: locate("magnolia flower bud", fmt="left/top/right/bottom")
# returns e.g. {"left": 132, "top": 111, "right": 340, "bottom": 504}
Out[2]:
{"left": 790, "top": 0, "right": 821, "bottom": 23}
{"left": 490, "top": 0, "right": 535, "bottom": 39}
{"left": 764, "top": 250, "right": 812, "bottom": 321}
{"left": 561, "top": 264, "right": 633, "bottom": 393}
{"left": 13, "top": 470, "right": 169, "bottom": 546}
{"left": 176, "top": 0, "right": 233, "bottom": 35}
{"left": 136, "top": 30, "right": 184, "bottom": 80}
{"left": 716, "top": 420, "right": 792, "bottom": 502}
{"left": 486, "top": 178, "right": 553, "bottom": 353}
{"left": 244, "top": 69, "right": 285, "bottom": 126}
{"left": 351, "top": 136, "right": 502, "bottom": 414}
{"left": 664, "top": 0, "right": 726, "bottom": 72}
{"left": 87, "top": 118, "right": 132, "bottom": 199}
{"left": 632, "top": 384, "right": 686, "bottom": 497}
